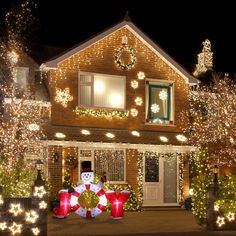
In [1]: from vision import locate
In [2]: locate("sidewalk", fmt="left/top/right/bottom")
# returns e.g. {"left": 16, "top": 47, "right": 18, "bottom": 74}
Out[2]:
{"left": 47, "top": 210, "right": 236, "bottom": 236}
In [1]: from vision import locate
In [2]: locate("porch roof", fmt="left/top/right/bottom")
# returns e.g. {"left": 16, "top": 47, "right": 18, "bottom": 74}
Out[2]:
{"left": 43, "top": 124, "right": 189, "bottom": 146}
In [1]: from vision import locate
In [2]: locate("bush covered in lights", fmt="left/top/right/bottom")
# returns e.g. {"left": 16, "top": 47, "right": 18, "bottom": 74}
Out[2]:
{"left": 0, "top": 156, "right": 36, "bottom": 197}
{"left": 191, "top": 174, "right": 236, "bottom": 225}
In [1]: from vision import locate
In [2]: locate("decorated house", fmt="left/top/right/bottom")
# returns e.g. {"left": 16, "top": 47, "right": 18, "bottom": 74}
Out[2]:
{"left": 40, "top": 17, "right": 199, "bottom": 207}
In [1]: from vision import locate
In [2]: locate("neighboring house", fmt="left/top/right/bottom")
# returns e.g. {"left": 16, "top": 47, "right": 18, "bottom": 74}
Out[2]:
{"left": 42, "top": 17, "right": 199, "bottom": 206}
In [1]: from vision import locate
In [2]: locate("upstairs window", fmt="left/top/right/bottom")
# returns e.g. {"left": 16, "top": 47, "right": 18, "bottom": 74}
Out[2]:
{"left": 146, "top": 80, "right": 174, "bottom": 125}
{"left": 15, "top": 67, "right": 29, "bottom": 89}
{"left": 79, "top": 72, "right": 125, "bottom": 109}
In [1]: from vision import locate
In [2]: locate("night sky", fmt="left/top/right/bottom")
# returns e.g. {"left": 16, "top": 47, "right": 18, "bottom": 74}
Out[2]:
{"left": 0, "top": 0, "right": 235, "bottom": 74}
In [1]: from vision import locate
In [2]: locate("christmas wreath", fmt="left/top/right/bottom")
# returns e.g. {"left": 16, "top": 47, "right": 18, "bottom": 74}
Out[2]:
{"left": 114, "top": 45, "right": 136, "bottom": 70}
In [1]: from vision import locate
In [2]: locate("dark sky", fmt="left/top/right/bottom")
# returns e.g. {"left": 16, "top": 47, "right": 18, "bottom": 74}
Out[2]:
{"left": 1, "top": 0, "right": 235, "bottom": 74}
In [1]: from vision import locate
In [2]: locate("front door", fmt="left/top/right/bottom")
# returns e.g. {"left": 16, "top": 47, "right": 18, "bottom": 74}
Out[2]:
{"left": 143, "top": 156, "right": 163, "bottom": 206}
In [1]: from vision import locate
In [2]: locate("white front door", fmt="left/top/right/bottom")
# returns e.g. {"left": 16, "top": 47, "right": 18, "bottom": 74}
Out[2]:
{"left": 143, "top": 154, "right": 179, "bottom": 206}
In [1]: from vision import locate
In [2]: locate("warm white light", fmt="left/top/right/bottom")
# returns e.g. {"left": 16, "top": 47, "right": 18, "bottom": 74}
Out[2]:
{"left": 227, "top": 212, "right": 235, "bottom": 222}
{"left": 106, "top": 133, "right": 115, "bottom": 139}
{"left": 55, "top": 132, "right": 66, "bottom": 139}
{"left": 109, "top": 93, "right": 123, "bottom": 107}
{"left": 189, "top": 188, "right": 194, "bottom": 196}
{"left": 7, "top": 51, "right": 19, "bottom": 64}
{"left": 176, "top": 134, "right": 187, "bottom": 142}
{"left": 9, "top": 222, "right": 22, "bottom": 235}
{"left": 28, "top": 123, "right": 40, "bottom": 131}
{"left": 34, "top": 186, "right": 46, "bottom": 198}
{"left": 55, "top": 88, "right": 73, "bottom": 107}
{"left": 131, "top": 80, "right": 139, "bottom": 89}
{"left": 9, "top": 203, "right": 23, "bottom": 216}
{"left": 160, "top": 136, "right": 168, "bottom": 142}
{"left": 151, "top": 103, "right": 160, "bottom": 113}
{"left": 25, "top": 210, "right": 39, "bottom": 223}
{"left": 0, "top": 222, "right": 7, "bottom": 230}
{"left": 216, "top": 216, "right": 225, "bottom": 227}
{"left": 137, "top": 71, "right": 145, "bottom": 80}
{"left": 81, "top": 129, "right": 90, "bottom": 135}
{"left": 135, "top": 97, "right": 143, "bottom": 106}
{"left": 131, "top": 131, "right": 140, "bottom": 137}
{"left": 0, "top": 195, "right": 3, "bottom": 205}
{"left": 32, "top": 227, "right": 40, "bottom": 235}
{"left": 94, "top": 80, "right": 105, "bottom": 94}
{"left": 159, "top": 90, "right": 167, "bottom": 100}
{"left": 129, "top": 108, "right": 138, "bottom": 117}
{"left": 214, "top": 204, "right": 220, "bottom": 211}
{"left": 39, "top": 201, "right": 47, "bottom": 209}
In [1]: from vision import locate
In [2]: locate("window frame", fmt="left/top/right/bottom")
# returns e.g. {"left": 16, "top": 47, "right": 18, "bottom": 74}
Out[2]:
{"left": 78, "top": 71, "right": 126, "bottom": 109}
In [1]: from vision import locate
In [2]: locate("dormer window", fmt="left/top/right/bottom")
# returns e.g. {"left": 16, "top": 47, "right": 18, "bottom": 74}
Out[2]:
{"left": 78, "top": 72, "right": 125, "bottom": 109}
{"left": 15, "top": 67, "right": 29, "bottom": 89}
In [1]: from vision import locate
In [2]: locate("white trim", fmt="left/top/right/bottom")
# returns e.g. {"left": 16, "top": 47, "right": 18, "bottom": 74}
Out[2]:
{"left": 44, "top": 140, "right": 197, "bottom": 153}
{"left": 44, "top": 21, "right": 198, "bottom": 85}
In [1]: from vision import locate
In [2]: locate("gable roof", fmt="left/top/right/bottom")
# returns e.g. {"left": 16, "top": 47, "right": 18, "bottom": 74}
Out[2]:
{"left": 44, "top": 20, "right": 199, "bottom": 85}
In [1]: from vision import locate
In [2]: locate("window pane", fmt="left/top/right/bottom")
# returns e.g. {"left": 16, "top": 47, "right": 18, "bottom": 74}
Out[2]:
{"left": 94, "top": 150, "right": 124, "bottom": 181}
{"left": 80, "top": 85, "right": 91, "bottom": 106}
{"left": 80, "top": 74, "right": 92, "bottom": 83}
{"left": 94, "top": 75, "right": 125, "bottom": 109}
{"left": 145, "top": 157, "right": 159, "bottom": 182}
{"left": 16, "top": 67, "right": 28, "bottom": 88}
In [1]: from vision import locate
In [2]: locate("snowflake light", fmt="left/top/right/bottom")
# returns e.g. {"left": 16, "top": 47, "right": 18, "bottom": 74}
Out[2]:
{"left": 131, "top": 80, "right": 139, "bottom": 89}
{"left": 216, "top": 216, "right": 225, "bottom": 227}
{"left": 25, "top": 210, "right": 39, "bottom": 223}
{"left": 137, "top": 71, "right": 145, "bottom": 80}
{"left": 39, "top": 201, "right": 47, "bottom": 209}
{"left": 226, "top": 212, "right": 235, "bottom": 222}
{"left": 151, "top": 103, "right": 160, "bottom": 113}
{"left": 130, "top": 108, "right": 138, "bottom": 117}
{"left": 159, "top": 90, "right": 167, "bottom": 100}
{"left": 55, "top": 88, "right": 73, "bottom": 107}
{"left": 0, "top": 222, "right": 7, "bottom": 230}
{"left": 135, "top": 97, "right": 143, "bottom": 106}
{"left": 9, "top": 203, "right": 23, "bottom": 216}
{"left": 9, "top": 222, "right": 22, "bottom": 235}
{"left": 33, "top": 186, "right": 46, "bottom": 198}
{"left": 32, "top": 227, "right": 40, "bottom": 235}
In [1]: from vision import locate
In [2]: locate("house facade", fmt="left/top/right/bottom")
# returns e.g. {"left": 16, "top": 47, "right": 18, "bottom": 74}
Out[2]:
{"left": 41, "top": 19, "right": 198, "bottom": 206}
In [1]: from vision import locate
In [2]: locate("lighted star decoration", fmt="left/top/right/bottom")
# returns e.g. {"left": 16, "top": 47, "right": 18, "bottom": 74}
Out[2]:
{"left": 216, "top": 216, "right": 225, "bottom": 227}
{"left": 32, "top": 227, "right": 40, "bottom": 235}
{"left": 0, "top": 222, "right": 7, "bottom": 230}
{"left": 135, "top": 97, "right": 143, "bottom": 106}
{"left": 55, "top": 88, "right": 73, "bottom": 108}
{"left": 33, "top": 186, "right": 46, "bottom": 198}
{"left": 25, "top": 210, "right": 39, "bottom": 223}
{"left": 39, "top": 201, "right": 47, "bottom": 209}
{"left": 151, "top": 103, "right": 160, "bottom": 113}
{"left": 214, "top": 204, "right": 220, "bottom": 211}
{"left": 130, "top": 108, "right": 138, "bottom": 117}
{"left": 137, "top": 71, "right": 145, "bottom": 80}
{"left": 159, "top": 90, "right": 167, "bottom": 100}
{"left": 9, "top": 222, "right": 22, "bottom": 235}
{"left": 9, "top": 203, "right": 23, "bottom": 216}
{"left": 226, "top": 212, "right": 235, "bottom": 222}
{"left": 131, "top": 80, "right": 139, "bottom": 89}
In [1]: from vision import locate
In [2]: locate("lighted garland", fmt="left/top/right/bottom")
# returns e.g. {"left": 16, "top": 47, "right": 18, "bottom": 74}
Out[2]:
{"left": 74, "top": 107, "right": 129, "bottom": 118}
{"left": 137, "top": 152, "right": 144, "bottom": 206}
{"left": 114, "top": 45, "right": 136, "bottom": 70}
{"left": 178, "top": 153, "right": 184, "bottom": 204}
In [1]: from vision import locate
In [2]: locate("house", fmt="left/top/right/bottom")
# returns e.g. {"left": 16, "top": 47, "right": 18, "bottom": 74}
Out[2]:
{"left": 41, "top": 17, "right": 199, "bottom": 207}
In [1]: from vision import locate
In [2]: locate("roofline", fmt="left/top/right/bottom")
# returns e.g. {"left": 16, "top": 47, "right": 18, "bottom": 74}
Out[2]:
{"left": 44, "top": 20, "right": 199, "bottom": 85}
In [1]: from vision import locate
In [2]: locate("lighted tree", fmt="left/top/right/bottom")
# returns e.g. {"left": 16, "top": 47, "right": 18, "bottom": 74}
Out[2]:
{"left": 0, "top": 0, "right": 45, "bottom": 197}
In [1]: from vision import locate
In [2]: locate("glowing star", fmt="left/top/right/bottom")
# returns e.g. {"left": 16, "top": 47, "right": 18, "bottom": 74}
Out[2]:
{"left": 131, "top": 80, "right": 139, "bottom": 89}
{"left": 25, "top": 210, "right": 39, "bottom": 223}
{"left": 0, "top": 222, "right": 7, "bottom": 230}
{"left": 9, "top": 203, "right": 23, "bottom": 216}
{"left": 137, "top": 71, "right": 145, "bottom": 80}
{"left": 33, "top": 186, "right": 46, "bottom": 198}
{"left": 151, "top": 103, "right": 160, "bottom": 113}
{"left": 55, "top": 88, "right": 73, "bottom": 108}
{"left": 31, "top": 227, "right": 40, "bottom": 235}
{"left": 130, "top": 108, "right": 138, "bottom": 117}
{"left": 32, "top": 227, "right": 40, "bottom": 235}
{"left": 216, "top": 216, "right": 225, "bottom": 227}
{"left": 135, "top": 97, "right": 143, "bottom": 106}
{"left": 214, "top": 204, "right": 220, "bottom": 211}
{"left": 9, "top": 222, "right": 22, "bottom": 235}
{"left": 39, "top": 201, "right": 47, "bottom": 209}
{"left": 226, "top": 212, "right": 235, "bottom": 222}
{"left": 159, "top": 90, "right": 167, "bottom": 100}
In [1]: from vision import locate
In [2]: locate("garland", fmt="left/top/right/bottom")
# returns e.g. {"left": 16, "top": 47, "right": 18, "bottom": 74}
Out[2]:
{"left": 114, "top": 45, "right": 136, "bottom": 70}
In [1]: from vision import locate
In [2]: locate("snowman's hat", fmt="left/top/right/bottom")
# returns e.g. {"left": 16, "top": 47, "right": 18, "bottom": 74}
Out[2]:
{"left": 81, "top": 161, "right": 93, "bottom": 173}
